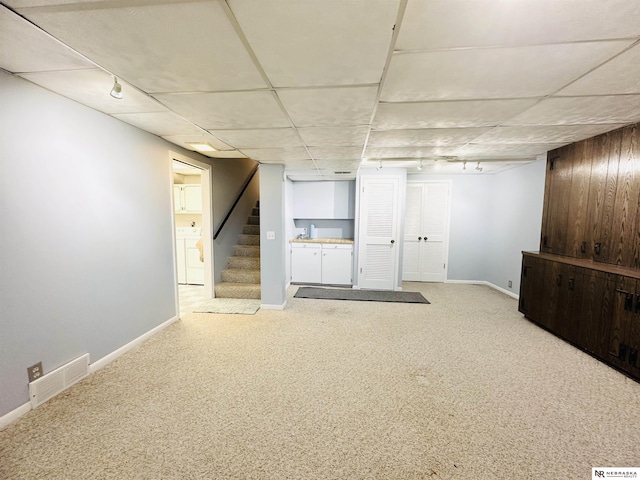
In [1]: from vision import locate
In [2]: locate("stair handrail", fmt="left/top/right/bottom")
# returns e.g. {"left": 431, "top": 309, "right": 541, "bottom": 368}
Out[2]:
{"left": 213, "top": 163, "right": 260, "bottom": 240}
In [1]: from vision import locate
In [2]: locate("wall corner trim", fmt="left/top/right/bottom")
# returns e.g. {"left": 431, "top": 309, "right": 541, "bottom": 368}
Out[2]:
{"left": 445, "top": 279, "right": 519, "bottom": 300}
{"left": 0, "top": 402, "right": 32, "bottom": 431}
{"left": 260, "top": 302, "right": 287, "bottom": 310}
{"left": 89, "top": 315, "right": 179, "bottom": 374}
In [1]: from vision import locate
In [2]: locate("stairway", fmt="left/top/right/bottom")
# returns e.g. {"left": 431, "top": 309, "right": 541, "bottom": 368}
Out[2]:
{"left": 214, "top": 201, "right": 261, "bottom": 299}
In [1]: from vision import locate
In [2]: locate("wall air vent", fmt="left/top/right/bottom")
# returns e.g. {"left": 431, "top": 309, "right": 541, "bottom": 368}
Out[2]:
{"left": 29, "top": 354, "right": 90, "bottom": 408}
{"left": 334, "top": 171, "right": 352, "bottom": 175}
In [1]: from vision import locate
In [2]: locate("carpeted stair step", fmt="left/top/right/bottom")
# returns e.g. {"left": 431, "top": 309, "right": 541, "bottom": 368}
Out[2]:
{"left": 221, "top": 268, "right": 261, "bottom": 284}
{"left": 238, "top": 234, "right": 260, "bottom": 246}
{"left": 233, "top": 245, "right": 260, "bottom": 257}
{"left": 215, "top": 283, "right": 261, "bottom": 299}
{"left": 252, "top": 207, "right": 260, "bottom": 216}
{"left": 228, "top": 256, "right": 260, "bottom": 269}
{"left": 243, "top": 224, "right": 260, "bottom": 235}
{"left": 248, "top": 215, "right": 260, "bottom": 225}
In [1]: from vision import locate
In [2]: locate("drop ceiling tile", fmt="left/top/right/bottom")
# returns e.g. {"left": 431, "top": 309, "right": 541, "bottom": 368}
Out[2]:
{"left": 161, "top": 134, "right": 235, "bottom": 152}
{"left": 381, "top": 41, "right": 632, "bottom": 102}
{"left": 203, "top": 150, "right": 248, "bottom": 159}
{"left": 558, "top": 44, "right": 640, "bottom": 96}
{"left": 154, "top": 91, "right": 290, "bottom": 129}
{"left": 277, "top": 86, "right": 378, "bottom": 127}
{"left": 368, "top": 128, "right": 490, "bottom": 147}
{"left": 228, "top": 0, "right": 399, "bottom": 87}
{"left": 396, "top": 0, "right": 640, "bottom": 50}
{"left": 506, "top": 95, "right": 640, "bottom": 126}
{"left": 208, "top": 128, "right": 303, "bottom": 149}
{"left": 365, "top": 146, "right": 461, "bottom": 159}
{"left": 18, "top": 1, "right": 266, "bottom": 92}
{"left": 308, "top": 147, "right": 364, "bottom": 161}
{"left": 297, "top": 126, "right": 370, "bottom": 147}
{"left": 458, "top": 143, "right": 565, "bottom": 159}
{"left": 240, "top": 147, "right": 310, "bottom": 162}
{"left": 473, "top": 125, "right": 626, "bottom": 145}
{"left": 19, "top": 69, "right": 164, "bottom": 114}
{"left": 315, "top": 160, "right": 362, "bottom": 171}
{"left": 111, "top": 111, "right": 203, "bottom": 136}
{"left": 374, "top": 99, "right": 539, "bottom": 129}
{"left": 0, "top": 7, "right": 94, "bottom": 73}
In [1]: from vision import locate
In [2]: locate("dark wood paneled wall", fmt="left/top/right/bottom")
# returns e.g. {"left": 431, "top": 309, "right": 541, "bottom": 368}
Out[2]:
{"left": 521, "top": 121, "right": 640, "bottom": 381}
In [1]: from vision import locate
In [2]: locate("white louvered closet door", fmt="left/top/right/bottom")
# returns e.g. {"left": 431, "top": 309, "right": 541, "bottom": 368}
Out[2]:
{"left": 402, "top": 181, "right": 450, "bottom": 283}
{"left": 358, "top": 176, "right": 400, "bottom": 290}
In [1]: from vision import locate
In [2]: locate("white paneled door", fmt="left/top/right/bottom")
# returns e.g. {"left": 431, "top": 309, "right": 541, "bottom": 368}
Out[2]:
{"left": 403, "top": 182, "right": 451, "bottom": 282}
{"left": 358, "top": 176, "right": 401, "bottom": 290}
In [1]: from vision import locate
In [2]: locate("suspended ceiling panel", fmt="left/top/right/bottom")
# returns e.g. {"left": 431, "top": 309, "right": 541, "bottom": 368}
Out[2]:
{"left": 238, "top": 147, "right": 310, "bottom": 162}
{"left": 16, "top": 0, "right": 267, "bottom": 92}
{"left": 558, "top": 44, "right": 640, "bottom": 96}
{"left": 365, "top": 146, "right": 461, "bottom": 160}
{"left": 111, "top": 111, "right": 204, "bottom": 136}
{"left": 227, "top": 0, "right": 399, "bottom": 87}
{"left": 0, "top": 7, "right": 94, "bottom": 72}
{"left": 381, "top": 41, "right": 633, "bottom": 102}
{"left": 373, "top": 99, "right": 539, "bottom": 129}
{"left": 154, "top": 91, "right": 290, "bottom": 129}
{"left": 459, "top": 143, "right": 565, "bottom": 159}
{"left": 308, "top": 147, "right": 364, "bottom": 161}
{"left": 368, "top": 128, "right": 491, "bottom": 147}
{"left": 277, "top": 86, "right": 379, "bottom": 127}
{"left": 507, "top": 95, "right": 640, "bottom": 126}
{"left": 297, "top": 126, "right": 370, "bottom": 147}
{"left": 396, "top": 0, "right": 640, "bottom": 50}
{"left": 210, "top": 128, "right": 304, "bottom": 149}
{"left": 19, "top": 69, "right": 164, "bottom": 114}
{"left": 473, "top": 125, "right": 627, "bottom": 145}
{"left": 161, "top": 134, "right": 235, "bottom": 152}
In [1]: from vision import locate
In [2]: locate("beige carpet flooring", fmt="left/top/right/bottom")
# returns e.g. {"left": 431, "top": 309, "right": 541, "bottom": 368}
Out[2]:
{"left": 1, "top": 283, "right": 639, "bottom": 479}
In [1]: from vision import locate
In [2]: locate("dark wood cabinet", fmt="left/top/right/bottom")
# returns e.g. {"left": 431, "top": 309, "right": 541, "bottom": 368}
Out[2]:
{"left": 519, "top": 253, "right": 640, "bottom": 380}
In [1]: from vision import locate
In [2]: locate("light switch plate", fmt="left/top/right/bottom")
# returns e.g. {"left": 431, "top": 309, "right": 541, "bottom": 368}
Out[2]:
{"left": 267, "top": 231, "right": 276, "bottom": 240}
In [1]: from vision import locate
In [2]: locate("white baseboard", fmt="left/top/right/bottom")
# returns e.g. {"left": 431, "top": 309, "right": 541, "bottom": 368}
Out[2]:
{"left": 261, "top": 301, "right": 287, "bottom": 310}
{"left": 0, "top": 314, "right": 178, "bottom": 431}
{"left": 0, "top": 402, "right": 31, "bottom": 431}
{"left": 90, "top": 315, "right": 178, "bottom": 374}
{"left": 445, "top": 279, "right": 519, "bottom": 300}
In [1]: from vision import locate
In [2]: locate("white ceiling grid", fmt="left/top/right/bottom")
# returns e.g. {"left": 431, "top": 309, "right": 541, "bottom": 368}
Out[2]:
{"left": 2, "top": 0, "right": 640, "bottom": 177}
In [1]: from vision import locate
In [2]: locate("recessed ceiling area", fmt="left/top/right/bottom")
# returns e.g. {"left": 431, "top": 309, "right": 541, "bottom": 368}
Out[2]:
{"left": 2, "top": 0, "right": 640, "bottom": 179}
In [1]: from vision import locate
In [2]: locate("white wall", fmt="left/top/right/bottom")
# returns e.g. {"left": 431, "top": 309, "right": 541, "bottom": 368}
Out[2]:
{"left": 0, "top": 72, "right": 204, "bottom": 418}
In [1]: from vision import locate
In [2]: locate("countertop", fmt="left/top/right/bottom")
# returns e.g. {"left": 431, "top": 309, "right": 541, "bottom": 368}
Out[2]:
{"left": 290, "top": 238, "right": 354, "bottom": 244}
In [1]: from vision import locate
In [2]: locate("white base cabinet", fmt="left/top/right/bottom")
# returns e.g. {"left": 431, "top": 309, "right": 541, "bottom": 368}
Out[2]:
{"left": 291, "top": 243, "right": 352, "bottom": 285}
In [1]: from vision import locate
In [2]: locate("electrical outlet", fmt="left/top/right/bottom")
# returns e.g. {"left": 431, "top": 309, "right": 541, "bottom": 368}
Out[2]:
{"left": 27, "top": 362, "right": 43, "bottom": 383}
{"left": 508, "top": 280, "right": 513, "bottom": 288}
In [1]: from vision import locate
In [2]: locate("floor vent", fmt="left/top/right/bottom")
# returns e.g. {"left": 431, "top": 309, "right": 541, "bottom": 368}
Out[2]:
{"left": 29, "top": 354, "right": 90, "bottom": 408}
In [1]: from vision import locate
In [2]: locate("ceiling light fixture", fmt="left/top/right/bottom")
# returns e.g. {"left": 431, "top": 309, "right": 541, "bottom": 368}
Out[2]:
{"left": 110, "top": 76, "right": 123, "bottom": 99}
{"left": 186, "top": 142, "right": 217, "bottom": 152}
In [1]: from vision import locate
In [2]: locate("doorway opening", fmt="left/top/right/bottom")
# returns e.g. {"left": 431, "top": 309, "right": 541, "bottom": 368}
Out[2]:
{"left": 170, "top": 152, "right": 213, "bottom": 317}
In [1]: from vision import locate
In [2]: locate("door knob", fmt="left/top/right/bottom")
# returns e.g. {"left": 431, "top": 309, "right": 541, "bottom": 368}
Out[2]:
{"left": 424, "top": 236, "right": 428, "bottom": 241}
{"left": 418, "top": 236, "right": 422, "bottom": 240}
{"left": 390, "top": 239, "right": 395, "bottom": 244}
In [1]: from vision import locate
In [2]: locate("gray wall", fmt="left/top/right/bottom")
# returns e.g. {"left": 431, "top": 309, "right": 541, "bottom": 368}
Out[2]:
{"left": 259, "top": 164, "right": 287, "bottom": 307}
{"left": 211, "top": 158, "right": 259, "bottom": 285}
{"left": 0, "top": 72, "right": 203, "bottom": 418}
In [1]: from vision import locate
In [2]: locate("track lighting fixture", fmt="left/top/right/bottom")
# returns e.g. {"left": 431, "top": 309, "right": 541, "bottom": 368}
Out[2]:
{"left": 417, "top": 160, "right": 423, "bottom": 171}
{"left": 476, "top": 162, "right": 483, "bottom": 172}
{"left": 110, "top": 76, "right": 123, "bottom": 99}
{"left": 463, "top": 161, "right": 467, "bottom": 171}
{"left": 376, "top": 160, "right": 383, "bottom": 171}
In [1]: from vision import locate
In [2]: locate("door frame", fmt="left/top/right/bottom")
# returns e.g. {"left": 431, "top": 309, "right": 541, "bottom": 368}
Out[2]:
{"left": 169, "top": 151, "right": 214, "bottom": 312}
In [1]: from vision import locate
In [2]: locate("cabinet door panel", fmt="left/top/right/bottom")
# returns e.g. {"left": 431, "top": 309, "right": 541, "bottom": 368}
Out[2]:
{"left": 586, "top": 132, "right": 612, "bottom": 259}
{"left": 607, "top": 124, "right": 640, "bottom": 268}
{"left": 594, "top": 129, "right": 622, "bottom": 264}
{"left": 542, "top": 145, "right": 574, "bottom": 255}
{"left": 552, "top": 264, "right": 573, "bottom": 338}
{"left": 539, "top": 260, "right": 562, "bottom": 330}
{"left": 577, "top": 270, "right": 607, "bottom": 355}
{"left": 565, "top": 139, "right": 593, "bottom": 258}
{"left": 519, "top": 255, "right": 544, "bottom": 324}
{"left": 291, "top": 246, "right": 321, "bottom": 283}
{"left": 607, "top": 275, "right": 636, "bottom": 371}
{"left": 322, "top": 247, "right": 352, "bottom": 285}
